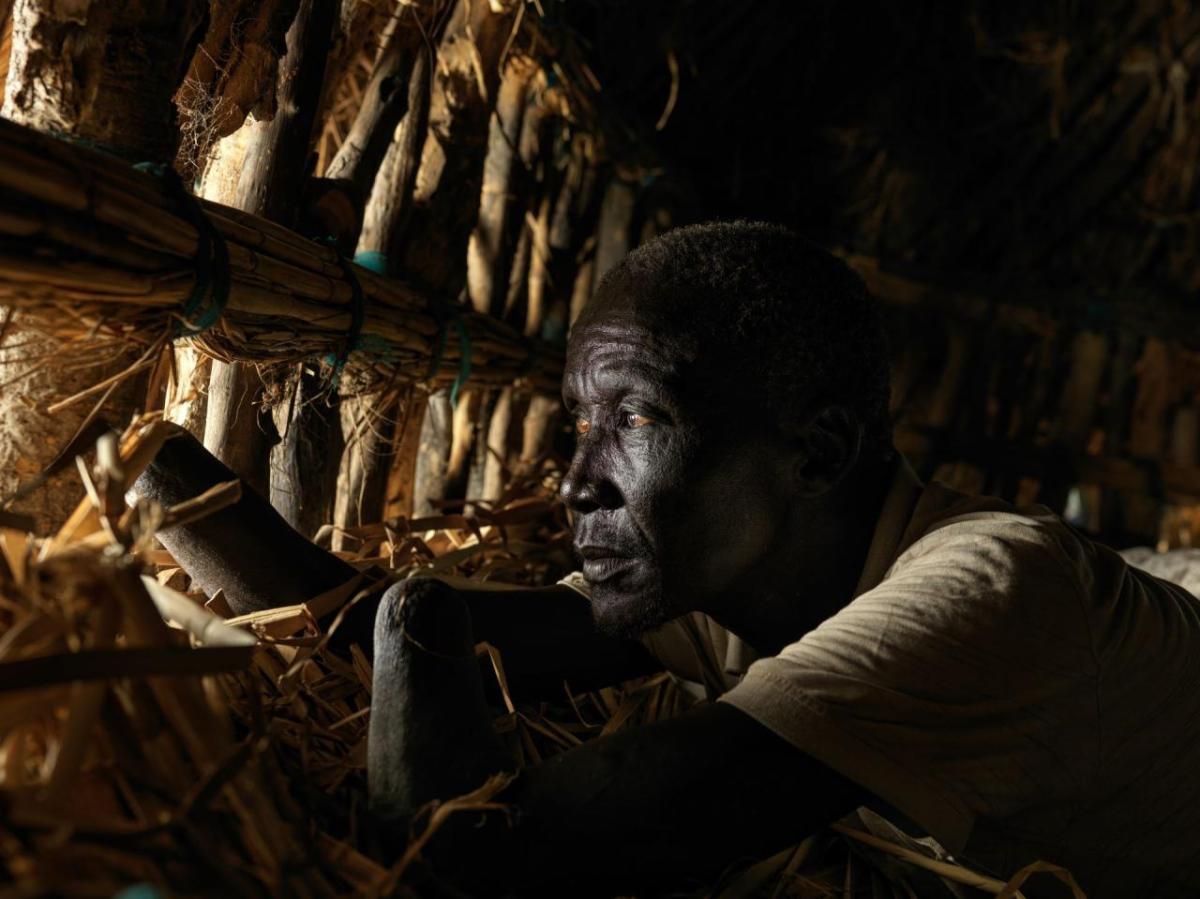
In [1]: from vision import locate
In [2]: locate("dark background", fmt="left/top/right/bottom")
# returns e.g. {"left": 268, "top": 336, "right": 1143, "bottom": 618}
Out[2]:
{"left": 554, "top": 0, "right": 1200, "bottom": 546}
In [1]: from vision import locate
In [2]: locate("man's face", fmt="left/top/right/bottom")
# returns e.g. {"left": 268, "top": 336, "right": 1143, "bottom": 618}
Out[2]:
{"left": 561, "top": 305, "right": 795, "bottom": 638}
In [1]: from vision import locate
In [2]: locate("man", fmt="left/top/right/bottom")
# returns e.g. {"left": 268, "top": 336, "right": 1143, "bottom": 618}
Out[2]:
{"left": 136, "top": 222, "right": 1200, "bottom": 897}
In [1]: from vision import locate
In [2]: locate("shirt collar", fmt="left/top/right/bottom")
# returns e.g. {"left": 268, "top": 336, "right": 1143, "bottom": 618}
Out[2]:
{"left": 722, "top": 454, "right": 925, "bottom": 679}
{"left": 852, "top": 453, "right": 925, "bottom": 598}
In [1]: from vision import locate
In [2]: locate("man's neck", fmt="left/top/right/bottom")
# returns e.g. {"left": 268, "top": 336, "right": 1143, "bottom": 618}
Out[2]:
{"left": 710, "top": 454, "right": 896, "bottom": 658}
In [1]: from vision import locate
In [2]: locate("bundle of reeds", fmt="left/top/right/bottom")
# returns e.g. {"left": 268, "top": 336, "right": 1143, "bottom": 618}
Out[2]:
{"left": 0, "top": 116, "right": 565, "bottom": 407}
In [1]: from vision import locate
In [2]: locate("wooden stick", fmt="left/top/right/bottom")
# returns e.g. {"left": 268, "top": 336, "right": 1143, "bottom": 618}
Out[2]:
{"left": 217, "top": 0, "right": 338, "bottom": 502}
{"left": 467, "top": 57, "right": 537, "bottom": 318}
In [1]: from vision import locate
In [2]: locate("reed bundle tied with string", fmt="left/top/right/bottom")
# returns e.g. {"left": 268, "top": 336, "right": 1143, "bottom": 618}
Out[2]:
{"left": 0, "top": 115, "right": 565, "bottom": 409}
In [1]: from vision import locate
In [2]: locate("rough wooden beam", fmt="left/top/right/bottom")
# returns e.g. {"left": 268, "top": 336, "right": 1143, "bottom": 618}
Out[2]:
{"left": 176, "top": 0, "right": 301, "bottom": 164}
{"left": 2, "top": 0, "right": 206, "bottom": 161}
{"left": 332, "top": 37, "right": 435, "bottom": 541}
{"left": 262, "top": 0, "right": 343, "bottom": 532}
{"left": 384, "top": 391, "right": 427, "bottom": 520}
{"left": 403, "top": 0, "right": 515, "bottom": 514}
{"left": 270, "top": 365, "right": 343, "bottom": 538}
{"left": 413, "top": 391, "right": 452, "bottom": 516}
{"left": 0, "top": 0, "right": 205, "bottom": 532}
{"left": 357, "top": 45, "right": 432, "bottom": 265}
{"left": 467, "top": 56, "right": 537, "bottom": 318}
{"left": 394, "top": 0, "right": 514, "bottom": 291}
{"left": 335, "top": 389, "right": 400, "bottom": 549}
{"left": 594, "top": 176, "right": 636, "bottom": 283}
{"left": 201, "top": 0, "right": 337, "bottom": 506}
{"left": 323, "top": 6, "right": 422, "bottom": 199}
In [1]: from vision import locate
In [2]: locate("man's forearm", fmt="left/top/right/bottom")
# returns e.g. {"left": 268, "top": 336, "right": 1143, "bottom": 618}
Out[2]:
{"left": 436, "top": 702, "right": 868, "bottom": 894}
{"left": 132, "top": 428, "right": 656, "bottom": 691}
{"left": 463, "top": 584, "right": 659, "bottom": 698}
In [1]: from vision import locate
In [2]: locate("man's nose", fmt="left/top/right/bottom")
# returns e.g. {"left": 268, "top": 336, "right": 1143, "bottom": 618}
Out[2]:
{"left": 560, "top": 445, "right": 621, "bottom": 514}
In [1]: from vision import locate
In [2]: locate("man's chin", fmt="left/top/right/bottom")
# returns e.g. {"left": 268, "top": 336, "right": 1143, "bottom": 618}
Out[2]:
{"left": 588, "top": 579, "right": 675, "bottom": 640}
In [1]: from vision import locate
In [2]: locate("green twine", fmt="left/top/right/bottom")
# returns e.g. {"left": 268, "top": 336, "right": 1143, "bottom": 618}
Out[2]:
{"left": 425, "top": 304, "right": 472, "bottom": 407}
{"left": 450, "top": 318, "right": 472, "bottom": 408}
{"left": 326, "top": 254, "right": 366, "bottom": 380}
{"left": 353, "top": 250, "right": 389, "bottom": 274}
{"left": 133, "top": 161, "right": 229, "bottom": 337}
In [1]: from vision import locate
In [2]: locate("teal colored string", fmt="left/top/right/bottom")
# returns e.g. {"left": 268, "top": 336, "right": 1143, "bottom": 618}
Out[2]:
{"left": 327, "top": 255, "right": 366, "bottom": 380}
{"left": 424, "top": 306, "right": 472, "bottom": 407}
{"left": 450, "top": 318, "right": 471, "bottom": 408}
{"left": 114, "top": 886, "right": 166, "bottom": 899}
{"left": 353, "top": 250, "right": 389, "bottom": 274}
{"left": 133, "top": 161, "right": 229, "bottom": 337}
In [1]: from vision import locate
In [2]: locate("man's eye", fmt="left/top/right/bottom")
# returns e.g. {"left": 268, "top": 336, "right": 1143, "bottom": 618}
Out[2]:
{"left": 624, "top": 412, "right": 655, "bottom": 428}
{"left": 575, "top": 418, "right": 591, "bottom": 436}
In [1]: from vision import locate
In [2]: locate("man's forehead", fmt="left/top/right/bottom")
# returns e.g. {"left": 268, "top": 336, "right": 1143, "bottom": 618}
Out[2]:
{"left": 565, "top": 313, "right": 697, "bottom": 379}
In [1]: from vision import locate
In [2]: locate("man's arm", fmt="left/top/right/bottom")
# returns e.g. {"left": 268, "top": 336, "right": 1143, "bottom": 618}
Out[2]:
{"left": 504, "top": 702, "right": 869, "bottom": 893}
{"left": 371, "top": 580, "right": 869, "bottom": 894}
{"left": 133, "top": 426, "right": 657, "bottom": 692}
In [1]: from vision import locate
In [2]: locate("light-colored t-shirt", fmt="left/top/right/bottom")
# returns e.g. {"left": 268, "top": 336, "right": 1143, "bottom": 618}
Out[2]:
{"left": 608, "top": 458, "right": 1200, "bottom": 897}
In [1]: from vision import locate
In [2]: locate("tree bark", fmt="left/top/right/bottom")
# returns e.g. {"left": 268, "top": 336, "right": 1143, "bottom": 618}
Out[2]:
{"left": 331, "top": 39, "right": 434, "bottom": 544}
{"left": 0, "top": 0, "right": 205, "bottom": 532}
{"left": 322, "top": 6, "right": 422, "bottom": 199}
{"left": 270, "top": 366, "right": 343, "bottom": 538}
{"left": 199, "top": 0, "right": 337, "bottom": 505}
{"left": 466, "top": 56, "right": 537, "bottom": 318}
{"left": 594, "top": 176, "right": 637, "bottom": 283}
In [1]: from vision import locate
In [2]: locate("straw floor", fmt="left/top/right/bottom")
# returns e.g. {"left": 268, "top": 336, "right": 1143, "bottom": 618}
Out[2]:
{"left": 0, "top": 420, "right": 1082, "bottom": 898}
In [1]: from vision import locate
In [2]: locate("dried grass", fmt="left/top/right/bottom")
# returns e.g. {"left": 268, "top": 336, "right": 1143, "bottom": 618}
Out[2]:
{"left": 0, "top": 419, "right": 1083, "bottom": 898}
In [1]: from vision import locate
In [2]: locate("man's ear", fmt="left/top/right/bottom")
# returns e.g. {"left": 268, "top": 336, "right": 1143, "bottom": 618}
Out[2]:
{"left": 791, "top": 406, "right": 863, "bottom": 498}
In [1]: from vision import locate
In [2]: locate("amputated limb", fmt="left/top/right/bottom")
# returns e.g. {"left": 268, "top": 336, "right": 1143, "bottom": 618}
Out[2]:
{"left": 131, "top": 423, "right": 360, "bottom": 618}
{"left": 368, "top": 578, "right": 513, "bottom": 820}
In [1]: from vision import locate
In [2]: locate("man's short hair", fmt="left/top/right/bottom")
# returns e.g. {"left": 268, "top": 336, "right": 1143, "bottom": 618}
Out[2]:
{"left": 592, "top": 221, "right": 893, "bottom": 457}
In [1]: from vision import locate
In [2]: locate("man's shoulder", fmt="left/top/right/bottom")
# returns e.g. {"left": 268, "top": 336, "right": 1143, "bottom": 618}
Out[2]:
{"left": 897, "top": 482, "right": 1084, "bottom": 574}
{"left": 874, "top": 484, "right": 1107, "bottom": 628}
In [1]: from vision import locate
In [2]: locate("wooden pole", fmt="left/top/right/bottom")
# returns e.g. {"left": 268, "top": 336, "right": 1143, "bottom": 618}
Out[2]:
{"left": 593, "top": 176, "right": 637, "bottom": 283}
{"left": 461, "top": 59, "right": 541, "bottom": 505}
{"left": 391, "top": 0, "right": 513, "bottom": 290}
{"left": 404, "top": 0, "right": 515, "bottom": 514}
{"left": 270, "top": 364, "right": 343, "bottom": 538}
{"left": 467, "top": 56, "right": 537, "bottom": 318}
{"left": 2, "top": 0, "right": 206, "bottom": 161}
{"left": 200, "top": 0, "right": 337, "bottom": 506}
{"left": 323, "top": 6, "right": 423, "bottom": 202}
{"left": 333, "top": 39, "right": 435, "bottom": 543}
{"left": 384, "top": 390, "right": 427, "bottom": 520}
{"left": 0, "top": 0, "right": 206, "bottom": 531}
{"left": 413, "top": 391, "right": 453, "bottom": 516}
{"left": 336, "top": 388, "right": 402, "bottom": 549}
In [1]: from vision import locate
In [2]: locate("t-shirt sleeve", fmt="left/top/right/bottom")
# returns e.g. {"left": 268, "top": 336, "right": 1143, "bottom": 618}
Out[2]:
{"left": 720, "top": 516, "right": 1100, "bottom": 853}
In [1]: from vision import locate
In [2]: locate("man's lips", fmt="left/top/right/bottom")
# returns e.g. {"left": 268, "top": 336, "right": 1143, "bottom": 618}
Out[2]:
{"left": 577, "top": 544, "right": 624, "bottom": 561}
{"left": 576, "top": 544, "right": 640, "bottom": 583}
